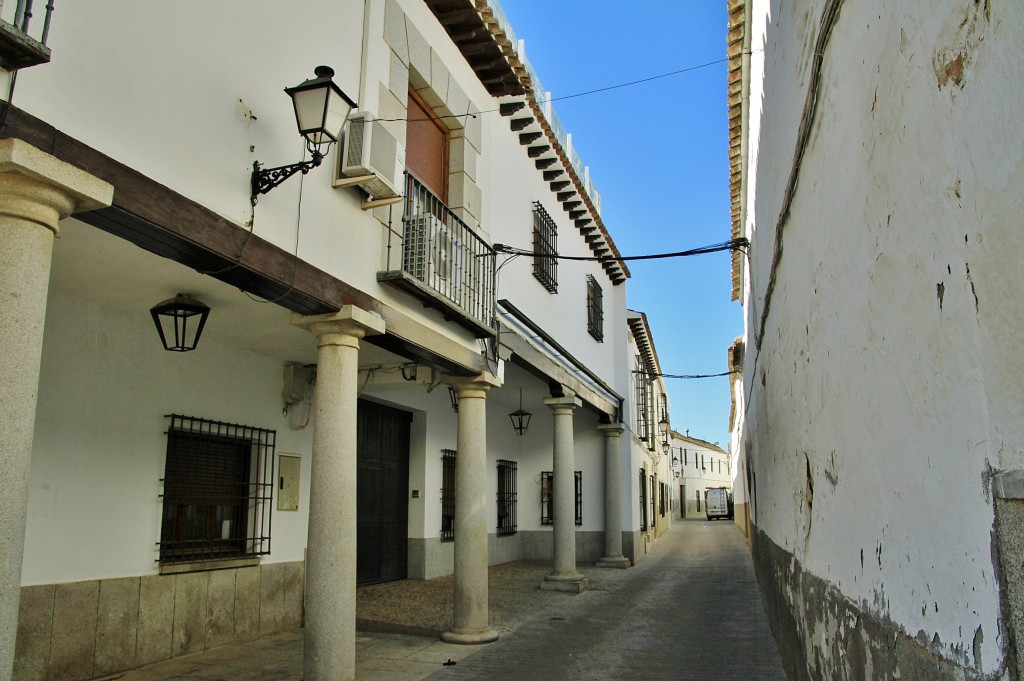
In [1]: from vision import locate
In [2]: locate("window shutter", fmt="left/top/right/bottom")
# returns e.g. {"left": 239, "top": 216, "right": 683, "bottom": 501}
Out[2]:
{"left": 406, "top": 90, "right": 448, "bottom": 202}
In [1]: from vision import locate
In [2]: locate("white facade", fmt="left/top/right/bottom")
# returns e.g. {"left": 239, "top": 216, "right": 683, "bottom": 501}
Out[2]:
{"left": 670, "top": 433, "right": 731, "bottom": 519}
{"left": 729, "top": 0, "right": 1024, "bottom": 677}
{"left": 0, "top": 1, "right": 650, "bottom": 679}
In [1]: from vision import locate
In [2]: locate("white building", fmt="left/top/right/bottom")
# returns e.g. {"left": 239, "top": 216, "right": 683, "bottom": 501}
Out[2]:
{"left": 0, "top": 2, "right": 661, "bottom": 680}
{"left": 671, "top": 432, "right": 731, "bottom": 519}
{"left": 728, "top": 0, "right": 1024, "bottom": 678}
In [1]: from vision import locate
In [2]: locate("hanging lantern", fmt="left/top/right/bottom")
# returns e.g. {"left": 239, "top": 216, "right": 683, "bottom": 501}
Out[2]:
{"left": 509, "top": 388, "right": 532, "bottom": 436}
{"left": 150, "top": 294, "right": 210, "bottom": 352}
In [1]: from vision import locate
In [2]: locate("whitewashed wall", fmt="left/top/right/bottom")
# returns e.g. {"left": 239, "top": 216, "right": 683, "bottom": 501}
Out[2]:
{"left": 26, "top": 291, "right": 315, "bottom": 585}
{"left": 738, "top": 0, "right": 1024, "bottom": 673}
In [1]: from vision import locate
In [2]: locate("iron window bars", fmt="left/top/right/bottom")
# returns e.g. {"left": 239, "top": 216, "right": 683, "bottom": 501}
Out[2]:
{"left": 496, "top": 459, "right": 518, "bottom": 536}
{"left": 586, "top": 275, "right": 604, "bottom": 342}
{"left": 650, "top": 475, "right": 657, "bottom": 528}
{"left": 441, "top": 449, "right": 456, "bottom": 542}
{"left": 159, "top": 415, "right": 275, "bottom": 563}
{"left": 540, "top": 471, "right": 582, "bottom": 526}
{"left": 659, "top": 482, "right": 667, "bottom": 517}
{"left": 532, "top": 201, "right": 558, "bottom": 293}
{"left": 634, "top": 364, "right": 654, "bottom": 446}
{"left": 639, "top": 468, "right": 648, "bottom": 532}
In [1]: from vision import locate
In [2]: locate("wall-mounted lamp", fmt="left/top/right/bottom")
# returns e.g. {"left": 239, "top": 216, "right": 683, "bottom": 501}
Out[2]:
{"left": 509, "top": 388, "right": 532, "bottom": 436}
{"left": 661, "top": 440, "right": 670, "bottom": 456}
{"left": 250, "top": 65, "right": 357, "bottom": 205}
{"left": 448, "top": 387, "right": 459, "bottom": 413}
{"left": 150, "top": 294, "right": 210, "bottom": 352}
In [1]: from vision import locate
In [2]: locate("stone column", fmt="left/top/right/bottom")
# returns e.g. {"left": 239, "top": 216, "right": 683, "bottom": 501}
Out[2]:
{"left": 292, "top": 307, "right": 384, "bottom": 681}
{"left": 442, "top": 374, "right": 500, "bottom": 644}
{"left": 0, "top": 140, "right": 112, "bottom": 681}
{"left": 541, "top": 392, "right": 586, "bottom": 593}
{"left": 596, "top": 423, "right": 630, "bottom": 568}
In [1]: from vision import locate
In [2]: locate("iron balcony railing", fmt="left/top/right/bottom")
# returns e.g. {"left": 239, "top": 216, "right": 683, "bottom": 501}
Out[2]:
{"left": 0, "top": 0, "right": 54, "bottom": 69}
{"left": 379, "top": 173, "right": 496, "bottom": 337}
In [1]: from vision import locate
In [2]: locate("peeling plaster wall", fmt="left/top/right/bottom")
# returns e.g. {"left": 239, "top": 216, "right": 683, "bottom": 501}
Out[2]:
{"left": 738, "top": 0, "right": 1024, "bottom": 677}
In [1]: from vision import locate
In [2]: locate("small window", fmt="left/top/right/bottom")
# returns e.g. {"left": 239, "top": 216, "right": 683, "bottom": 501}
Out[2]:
{"left": 497, "top": 459, "right": 518, "bottom": 536}
{"left": 659, "top": 482, "right": 667, "bottom": 517}
{"left": 532, "top": 202, "right": 558, "bottom": 293}
{"left": 639, "top": 468, "right": 648, "bottom": 532}
{"left": 159, "top": 415, "right": 275, "bottom": 564}
{"left": 406, "top": 88, "right": 449, "bottom": 202}
{"left": 441, "top": 449, "right": 456, "bottom": 542}
{"left": 650, "top": 475, "right": 657, "bottom": 528}
{"left": 540, "top": 471, "right": 582, "bottom": 526}
{"left": 587, "top": 275, "right": 604, "bottom": 341}
{"left": 634, "top": 366, "right": 653, "bottom": 445}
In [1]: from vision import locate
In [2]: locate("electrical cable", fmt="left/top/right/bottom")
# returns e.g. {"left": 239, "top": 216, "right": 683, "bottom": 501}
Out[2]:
{"left": 493, "top": 237, "right": 748, "bottom": 263}
{"left": 0, "top": 69, "right": 18, "bottom": 134}
{"left": 376, "top": 52, "right": 757, "bottom": 124}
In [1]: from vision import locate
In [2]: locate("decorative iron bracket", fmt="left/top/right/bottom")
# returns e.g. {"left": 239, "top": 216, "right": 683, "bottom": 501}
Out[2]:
{"left": 250, "top": 151, "right": 324, "bottom": 205}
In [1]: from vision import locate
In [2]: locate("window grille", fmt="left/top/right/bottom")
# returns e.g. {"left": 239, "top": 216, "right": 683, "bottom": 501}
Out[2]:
{"left": 650, "top": 476, "right": 657, "bottom": 528}
{"left": 159, "top": 415, "right": 274, "bottom": 563}
{"left": 497, "top": 459, "right": 518, "bottom": 536}
{"left": 659, "top": 482, "right": 667, "bottom": 517}
{"left": 441, "top": 449, "right": 456, "bottom": 542}
{"left": 532, "top": 201, "right": 558, "bottom": 293}
{"left": 586, "top": 275, "right": 604, "bottom": 341}
{"left": 634, "top": 366, "right": 654, "bottom": 445}
{"left": 540, "top": 471, "right": 582, "bottom": 526}
{"left": 639, "top": 468, "right": 648, "bottom": 531}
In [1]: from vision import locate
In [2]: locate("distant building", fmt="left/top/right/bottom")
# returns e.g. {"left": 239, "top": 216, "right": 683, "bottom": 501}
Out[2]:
{"left": 670, "top": 432, "right": 731, "bottom": 519}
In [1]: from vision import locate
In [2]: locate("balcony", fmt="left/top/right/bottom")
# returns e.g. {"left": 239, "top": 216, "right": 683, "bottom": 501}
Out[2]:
{"left": 377, "top": 173, "right": 496, "bottom": 338}
{"left": 0, "top": 1, "right": 54, "bottom": 69}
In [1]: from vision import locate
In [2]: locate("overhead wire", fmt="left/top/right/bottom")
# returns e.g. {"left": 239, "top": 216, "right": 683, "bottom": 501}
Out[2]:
{"left": 493, "top": 238, "right": 748, "bottom": 263}
{"left": 375, "top": 52, "right": 757, "bottom": 124}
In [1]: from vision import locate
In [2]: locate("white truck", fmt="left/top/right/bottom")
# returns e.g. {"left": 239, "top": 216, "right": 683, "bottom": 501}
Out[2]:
{"left": 705, "top": 487, "right": 733, "bottom": 521}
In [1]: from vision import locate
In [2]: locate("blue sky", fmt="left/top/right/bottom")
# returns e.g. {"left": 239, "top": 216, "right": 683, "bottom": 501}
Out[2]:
{"left": 499, "top": 1, "right": 741, "bottom": 449}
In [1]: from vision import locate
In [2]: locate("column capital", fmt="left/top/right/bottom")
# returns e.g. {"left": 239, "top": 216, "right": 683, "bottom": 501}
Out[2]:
{"left": 544, "top": 392, "right": 581, "bottom": 412}
{"left": 291, "top": 306, "right": 385, "bottom": 345}
{"left": 0, "top": 139, "right": 114, "bottom": 235}
{"left": 598, "top": 422, "right": 627, "bottom": 437}
{"left": 444, "top": 372, "right": 502, "bottom": 399}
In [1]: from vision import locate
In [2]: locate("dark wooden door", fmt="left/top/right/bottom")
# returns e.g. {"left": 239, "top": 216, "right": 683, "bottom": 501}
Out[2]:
{"left": 357, "top": 400, "right": 412, "bottom": 585}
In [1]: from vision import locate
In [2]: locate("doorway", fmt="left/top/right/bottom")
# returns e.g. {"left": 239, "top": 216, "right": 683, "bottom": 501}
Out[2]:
{"left": 357, "top": 400, "right": 412, "bottom": 585}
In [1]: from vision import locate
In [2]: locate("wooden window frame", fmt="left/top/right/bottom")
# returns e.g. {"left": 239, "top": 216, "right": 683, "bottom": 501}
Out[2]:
{"left": 406, "top": 88, "right": 449, "bottom": 203}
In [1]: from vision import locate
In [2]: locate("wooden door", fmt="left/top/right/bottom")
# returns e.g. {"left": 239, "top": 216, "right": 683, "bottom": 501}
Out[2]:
{"left": 357, "top": 400, "right": 412, "bottom": 585}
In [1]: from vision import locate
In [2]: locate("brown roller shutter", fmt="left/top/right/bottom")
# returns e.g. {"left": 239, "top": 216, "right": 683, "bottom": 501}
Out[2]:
{"left": 406, "top": 89, "right": 448, "bottom": 202}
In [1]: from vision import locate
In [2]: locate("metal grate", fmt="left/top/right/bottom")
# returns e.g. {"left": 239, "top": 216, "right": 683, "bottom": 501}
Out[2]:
{"left": 397, "top": 172, "right": 496, "bottom": 329}
{"left": 634, "top": 366, "right": 654, "bottom": 446}
{"left": 540, "top": 471, "right": 582, "bottom": 526}
{"left": 659, "top": 482, "right": 667, "bottom": 517}
{"left": 586, "top": 275, "right": 604, "bottom": 341}
{"left": 441, "top": 449, "right": 456, "bottom": 542}
{"left": 158, "top": 415, "right": 274, "bottom": 563}
{"left": 497, "top": 459, "right": 518, "bottom": 536}
{"left": 532, "top": 201, "right": 558, "bottom": 293}
{"left": 650, "top": 476, "right": 657, "bottom": 528}
{"left": 639, "top": 468, "right": 648, "bottom": 532}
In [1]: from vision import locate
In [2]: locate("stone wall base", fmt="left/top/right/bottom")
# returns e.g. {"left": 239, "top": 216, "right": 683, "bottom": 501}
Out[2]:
{"left": 14, "top": 561, "right": 304, "bottom": 681}
{"left": 752, "top": 526, "right": 996, "bottom": 680}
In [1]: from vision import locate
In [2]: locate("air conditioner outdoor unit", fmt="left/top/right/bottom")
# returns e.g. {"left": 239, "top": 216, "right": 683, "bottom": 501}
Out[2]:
{"left": 404, "top": 215, "right": 460, "bottom": 288}
{"left": 336, "top": 112, "right": 405, "bottom": 200}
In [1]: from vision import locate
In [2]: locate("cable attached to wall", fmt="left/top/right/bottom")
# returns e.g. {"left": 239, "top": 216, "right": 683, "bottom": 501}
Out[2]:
{"left": 493, "top": 238, "right": 747, "bottom": 263}
{"left": 753, "top": 0, "right": 845, "bottom": 353}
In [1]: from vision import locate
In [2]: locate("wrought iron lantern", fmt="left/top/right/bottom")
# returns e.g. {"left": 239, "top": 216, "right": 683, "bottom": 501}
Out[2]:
{"left": 150, "top": 294, "right": 210, "bottom": 352}
{"left": 509, "top": 388, "right": 532, "bottom": 436}
{"left": 250, "top": 65, "right": 357, "bottom": 204}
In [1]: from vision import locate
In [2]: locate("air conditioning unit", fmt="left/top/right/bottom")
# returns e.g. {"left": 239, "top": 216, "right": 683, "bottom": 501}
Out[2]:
{"left": 336, "top": 112, "right": 405, "bottom": 200}
{"left": 404, "top": 215, "right": 460, "bottom": 288}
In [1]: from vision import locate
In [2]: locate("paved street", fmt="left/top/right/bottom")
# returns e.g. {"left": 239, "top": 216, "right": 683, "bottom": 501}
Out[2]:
{"left": 423, "top": 519, "right": 786, "bottom": 681}
{"left": 102, "top": 520, "right": 785, "bottom": 681}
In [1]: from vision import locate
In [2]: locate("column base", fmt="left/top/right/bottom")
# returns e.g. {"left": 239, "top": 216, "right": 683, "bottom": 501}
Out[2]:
{"left": 595, "top": 556, "right": 631, "bottom": 569}
{"left": 441, "top": 628, "right": 499, "bottom": 645}
{"left": 540, "top": 574, "right": 588, "bottom": 593}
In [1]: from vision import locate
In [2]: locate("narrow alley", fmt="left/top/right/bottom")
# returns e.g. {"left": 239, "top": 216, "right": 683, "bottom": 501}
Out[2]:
{"left": 105, "top": 520, "right": 786, "bottom": 681}
{"left": 423, "top": 519, "right": 786, "bottom": 681}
